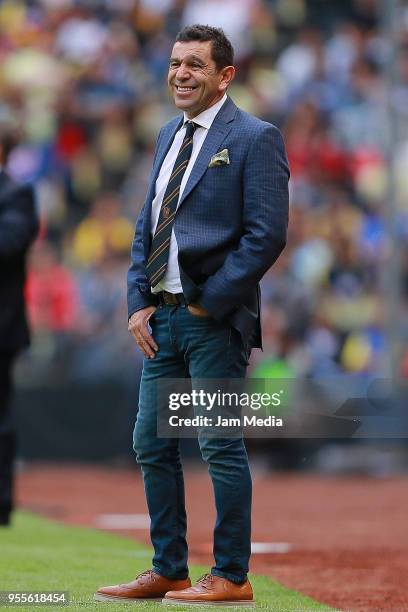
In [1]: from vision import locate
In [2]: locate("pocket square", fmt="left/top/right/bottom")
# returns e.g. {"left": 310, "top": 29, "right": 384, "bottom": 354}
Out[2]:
{"left": 208, "top": 149, "right": 230, "bottom": 168}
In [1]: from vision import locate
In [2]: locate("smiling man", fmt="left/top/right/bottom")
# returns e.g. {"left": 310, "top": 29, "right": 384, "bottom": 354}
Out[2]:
{"left": 95, "top": 25, "right": 289, "bottom": 607}
{"left": 170, "top": 38, "right": 232, "bottom": 120}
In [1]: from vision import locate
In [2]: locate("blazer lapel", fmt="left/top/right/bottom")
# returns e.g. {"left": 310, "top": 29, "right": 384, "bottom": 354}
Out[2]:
{"left": 145, "top": 117, "right": 183, "bottom": 208}
{"left": 178, "top": 96, "right": 237, "bottom": 209}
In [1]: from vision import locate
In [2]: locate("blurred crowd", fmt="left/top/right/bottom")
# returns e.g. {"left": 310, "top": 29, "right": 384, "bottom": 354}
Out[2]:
{"left": 1, "top": 0, "right": 407, "bottom": 383}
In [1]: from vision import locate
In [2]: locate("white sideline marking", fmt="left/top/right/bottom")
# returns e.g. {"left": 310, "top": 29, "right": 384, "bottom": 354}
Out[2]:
{"left": 94, "top": 517, "right": 292, "bottom": 554}
{"left": 251, "top": 542, "right": 292, "bottom": 554}
{"left": 95, "top": 514, "right": 150, "bottom": 529}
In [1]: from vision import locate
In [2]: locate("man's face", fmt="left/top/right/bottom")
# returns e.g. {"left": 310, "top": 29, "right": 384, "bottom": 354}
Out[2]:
{"left": 168, "top": 40, "right": 234, "bottom": 118}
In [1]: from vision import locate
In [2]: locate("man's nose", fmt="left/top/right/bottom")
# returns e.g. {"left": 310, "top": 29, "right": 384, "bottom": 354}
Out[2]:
{"left": 176, "top": 64, "right": 190, "bottom": 80}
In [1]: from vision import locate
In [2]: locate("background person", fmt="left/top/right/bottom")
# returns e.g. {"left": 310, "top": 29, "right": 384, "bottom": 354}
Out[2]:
{"left": 0, "top": 125, "right": 38, "bottom": 526}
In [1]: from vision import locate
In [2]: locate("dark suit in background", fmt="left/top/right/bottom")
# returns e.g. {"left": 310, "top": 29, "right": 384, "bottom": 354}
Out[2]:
{"left": 0, "top": 171, "right": 38, "bottom": 525}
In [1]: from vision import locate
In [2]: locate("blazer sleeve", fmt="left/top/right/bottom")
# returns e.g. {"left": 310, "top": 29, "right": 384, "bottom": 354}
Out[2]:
{"left": 127, "top": 130, "right": 163, "bottom": 318}
{"left": 0, "top": 183, "right": 39, "bottom": 260}
{"left": 127, "top": 201, "right": 157, "bottom": 318}
{"left": 199, "top": 123, "right": 290, "bottom": 320}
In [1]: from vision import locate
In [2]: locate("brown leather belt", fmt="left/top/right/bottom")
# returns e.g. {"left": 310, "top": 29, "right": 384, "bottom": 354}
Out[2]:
{"left": 157, "top": 291, "right": 187, "bottom": 306}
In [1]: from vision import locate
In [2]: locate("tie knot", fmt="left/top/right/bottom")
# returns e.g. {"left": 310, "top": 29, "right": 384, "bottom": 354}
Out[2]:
{"left": 184, "top": 121, "right": 197, "bottom": 139}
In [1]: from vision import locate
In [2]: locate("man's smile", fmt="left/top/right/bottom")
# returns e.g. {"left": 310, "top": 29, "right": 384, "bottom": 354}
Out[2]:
{"left": 174, "top": 85, "right": 198, "bottom": 94}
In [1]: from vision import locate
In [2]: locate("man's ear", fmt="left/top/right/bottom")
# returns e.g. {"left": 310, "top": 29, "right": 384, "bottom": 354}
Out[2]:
{"left": 220, "top": 65, "right": 235, "bottom": 92}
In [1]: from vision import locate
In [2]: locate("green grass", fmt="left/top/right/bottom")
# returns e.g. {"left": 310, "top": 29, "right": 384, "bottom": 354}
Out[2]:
{"left": 0, "top": 512, "right": 335, "bottom": 611}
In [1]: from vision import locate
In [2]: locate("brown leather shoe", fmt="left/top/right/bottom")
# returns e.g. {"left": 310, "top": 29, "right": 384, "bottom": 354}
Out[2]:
{"left": 94, "top": 569, "right": 191, "bottom": 602}
{"left": 163, "top": 573, "right": 255, "bottom": 607}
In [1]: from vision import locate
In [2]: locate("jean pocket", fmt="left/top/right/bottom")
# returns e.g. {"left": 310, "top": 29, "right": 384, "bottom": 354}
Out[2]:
{"left": 147, "top": 311, "right": 156, "bottom": 323}
{"left": 147, "top": 306, "right": 160, "bottom": 328}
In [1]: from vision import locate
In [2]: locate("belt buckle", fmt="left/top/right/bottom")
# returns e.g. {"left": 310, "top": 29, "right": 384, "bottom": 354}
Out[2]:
{"left": 163, "top": 291, "right": 178, "bottom": 306}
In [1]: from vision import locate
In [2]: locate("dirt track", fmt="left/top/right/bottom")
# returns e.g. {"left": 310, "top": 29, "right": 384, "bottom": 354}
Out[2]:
{"left": 16, "top": 466, "right": 408, "bottom": 611}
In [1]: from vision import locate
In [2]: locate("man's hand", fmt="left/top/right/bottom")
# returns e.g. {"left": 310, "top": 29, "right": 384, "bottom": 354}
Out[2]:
{"left": 128, "top": 306, "right": 158, "bottom": 358}
{"left": 187, "top": 303, "right": 211, "bottom": 317}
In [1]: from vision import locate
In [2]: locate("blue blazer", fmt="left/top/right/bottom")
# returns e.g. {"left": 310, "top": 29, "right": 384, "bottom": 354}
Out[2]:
{"left": 127, "top": 96, "right": 289, "bottom": 350}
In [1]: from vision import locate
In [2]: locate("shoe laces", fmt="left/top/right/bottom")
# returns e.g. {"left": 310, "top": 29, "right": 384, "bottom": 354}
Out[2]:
{"left": 197, "top": 573, "right": 215, "bottom": 589}
{"left": 119, "top": 569, "right": 153, "bottom": 587}
{"left": 136, "top": 569, "right": 154, "bottom": 582}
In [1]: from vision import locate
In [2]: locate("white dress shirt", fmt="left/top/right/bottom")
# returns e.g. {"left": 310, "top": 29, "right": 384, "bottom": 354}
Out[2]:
{"left": 151, "top": 94, "right": 227, "bottom": 294}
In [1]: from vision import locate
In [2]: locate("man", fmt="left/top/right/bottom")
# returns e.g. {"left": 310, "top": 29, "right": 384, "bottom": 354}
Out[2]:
{"left": 96, "top": 25, "right": 289, "bottom": 606}
{"left": 0, "top": 126, "right": 38, "bottom": 527}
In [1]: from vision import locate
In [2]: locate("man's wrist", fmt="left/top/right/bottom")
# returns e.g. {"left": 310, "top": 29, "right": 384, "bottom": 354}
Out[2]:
{"left": 128, "top": 305, "right": 152, "bottom": 321}
{"left": 189, "top": 302, "right": 210, "bottom": 315}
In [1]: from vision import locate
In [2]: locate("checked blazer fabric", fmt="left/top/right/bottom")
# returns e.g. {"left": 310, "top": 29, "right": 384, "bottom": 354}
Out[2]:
{"left": 146, "top": 121, "right": 197, "bottom": 288}
{"left": 127, "top": 96, "right": 290, "bottom": 351}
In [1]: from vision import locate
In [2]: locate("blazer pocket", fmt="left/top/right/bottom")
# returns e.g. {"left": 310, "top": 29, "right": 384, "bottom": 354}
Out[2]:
{"left": 208, "top": 149, "right": 230, "bottom": 168}
{"left": 208, "top": 161, "right": 229, "bottom": 169}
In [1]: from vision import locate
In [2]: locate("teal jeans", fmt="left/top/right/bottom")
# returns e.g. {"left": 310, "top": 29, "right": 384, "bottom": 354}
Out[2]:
{"left": 133, "top": 303, "right": 251, "bottom": 584}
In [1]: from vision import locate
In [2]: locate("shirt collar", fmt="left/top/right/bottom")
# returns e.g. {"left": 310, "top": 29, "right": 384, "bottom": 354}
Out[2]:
{"left": 182, "top": 94, "right": 228, "bottom": 130}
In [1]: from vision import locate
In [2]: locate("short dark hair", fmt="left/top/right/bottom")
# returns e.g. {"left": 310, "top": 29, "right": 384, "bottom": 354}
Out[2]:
{"left": 175, "top": 25, "right": 234, "bottom": 71}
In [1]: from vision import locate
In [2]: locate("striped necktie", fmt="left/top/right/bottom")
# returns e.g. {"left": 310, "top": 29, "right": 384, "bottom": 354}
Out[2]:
{"left": 147, "top": 120, "right": 197, "bottom": 288}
